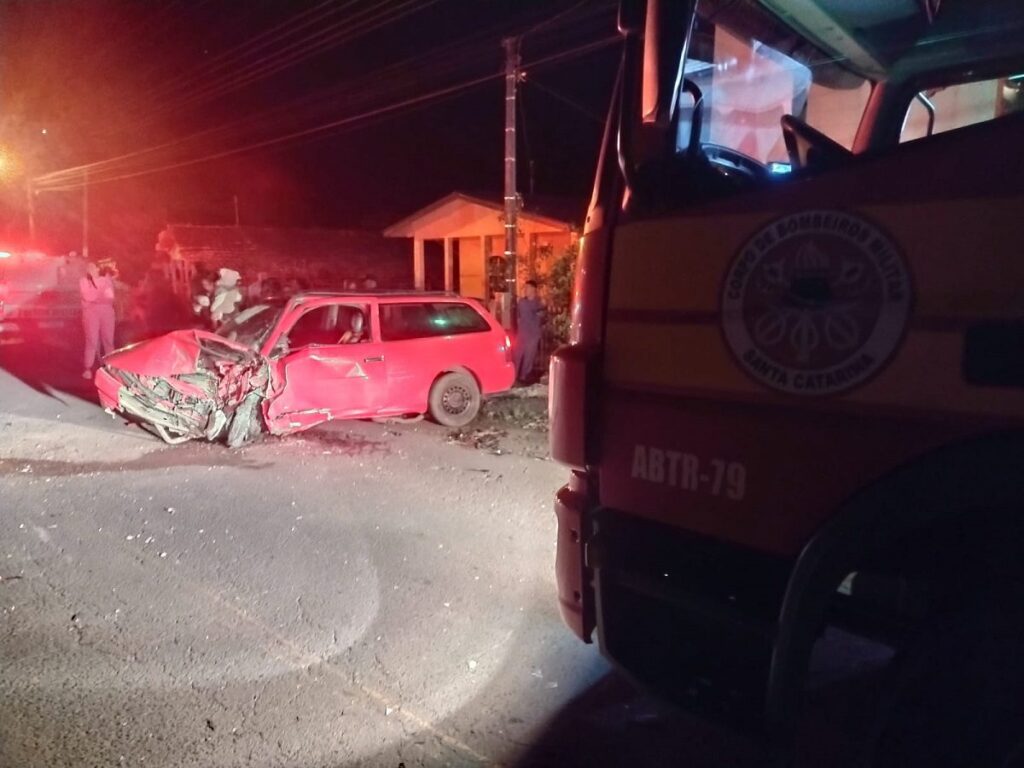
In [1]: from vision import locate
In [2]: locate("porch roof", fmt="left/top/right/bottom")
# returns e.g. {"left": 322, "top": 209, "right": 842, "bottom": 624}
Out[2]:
{"left": 383, "top": 191, "right": 575, "bottom": 240}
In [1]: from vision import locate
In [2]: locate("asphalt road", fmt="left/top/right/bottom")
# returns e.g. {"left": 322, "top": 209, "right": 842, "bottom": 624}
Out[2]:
{"left": 0, "top": 343, "right": 874, "bottom": 767}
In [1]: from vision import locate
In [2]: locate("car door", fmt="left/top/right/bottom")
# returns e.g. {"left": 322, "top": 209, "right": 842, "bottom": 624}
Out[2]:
{"left": 265, "top": 301, "right": 387, "bottom": 432}
{"left": 377, "top": 301, "right": 439, "bottom": 412}
{"left": 377, "top": 300, "right": 499, "bottom": 412}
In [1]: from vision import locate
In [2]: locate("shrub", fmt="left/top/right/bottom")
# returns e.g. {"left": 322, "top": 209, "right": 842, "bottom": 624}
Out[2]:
{"left": 546, "top": 242, "right": 578, "bottom": 347}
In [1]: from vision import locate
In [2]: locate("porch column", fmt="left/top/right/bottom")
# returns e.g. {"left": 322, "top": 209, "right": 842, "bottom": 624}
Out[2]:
{"left": 480, "top": 235, "right": 488, "bottom": 296}
{"left": 443, "top": 237, "right": 454, "bottom": 293}
{"left": 413, "top": 237, "right": 425, "bottom": 290}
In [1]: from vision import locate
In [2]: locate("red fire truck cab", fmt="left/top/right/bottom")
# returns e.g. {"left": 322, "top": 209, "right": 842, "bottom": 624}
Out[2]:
{"left": 550, "top": 1, "right": 1024, "bottom": 764}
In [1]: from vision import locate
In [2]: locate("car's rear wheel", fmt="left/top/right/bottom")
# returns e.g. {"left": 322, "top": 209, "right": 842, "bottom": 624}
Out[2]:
{"left": 226, "top": 393, "right": 264, "bottom": 448}
{"left": 428, "top": 372, "right": 481, "bottom": 427}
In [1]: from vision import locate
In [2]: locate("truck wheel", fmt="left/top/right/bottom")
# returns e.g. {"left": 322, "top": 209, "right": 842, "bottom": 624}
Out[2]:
{"left": 865, "top": 585, "right": 1024, "bottom": 768}
{"left": 428, "top": 372, "right": 480, "bottom": 427}
{"left": 226, "top": 393, "right": 264, "bottom": 448}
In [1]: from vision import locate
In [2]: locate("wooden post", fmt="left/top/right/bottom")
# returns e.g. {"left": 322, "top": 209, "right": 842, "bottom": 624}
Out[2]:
{"left": 443, "top": 237, "right": 454, "bottom": 293}
{"left": 413, "top": 238, "right": 425, "bottom": 290}
{"left": 480, "top": 235, "right": 488, "bottom": 298}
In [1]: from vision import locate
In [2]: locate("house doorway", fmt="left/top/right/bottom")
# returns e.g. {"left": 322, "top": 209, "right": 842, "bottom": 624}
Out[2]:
{"left": 424, "top": 241, "right": 444, "bottom": 291}
{"left": 423, "top": 240, "right": 460, "bottom": 293}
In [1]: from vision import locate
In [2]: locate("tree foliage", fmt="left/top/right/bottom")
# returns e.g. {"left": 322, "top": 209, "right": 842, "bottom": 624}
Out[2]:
{"left": 546, "top": 242, "right": 578, "bottom": 346}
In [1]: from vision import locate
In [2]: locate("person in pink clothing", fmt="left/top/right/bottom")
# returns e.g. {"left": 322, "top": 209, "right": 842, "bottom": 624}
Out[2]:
{"left": 80, "top": 259, "right": 117, "bottom": 379}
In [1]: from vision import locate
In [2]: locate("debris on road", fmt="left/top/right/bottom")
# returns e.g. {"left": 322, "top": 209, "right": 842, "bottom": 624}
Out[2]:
{"left": 481, "top": 384, "right": 548, "bottom": 431}
{"left": 446, "top": 427, "right": 506, "bottom": 454}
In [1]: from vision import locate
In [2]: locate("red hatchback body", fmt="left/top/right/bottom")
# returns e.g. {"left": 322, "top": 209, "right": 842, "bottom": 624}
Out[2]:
{"left": 95, "top": 292, "right": 515, "bottom": 444}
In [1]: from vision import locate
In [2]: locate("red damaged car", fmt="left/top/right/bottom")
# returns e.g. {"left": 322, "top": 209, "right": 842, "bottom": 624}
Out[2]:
{"left": 95, "top": 292, "right": 515, "bottom": 446}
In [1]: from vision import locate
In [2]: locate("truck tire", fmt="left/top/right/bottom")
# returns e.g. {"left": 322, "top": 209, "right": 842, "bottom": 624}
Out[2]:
{"left": 865, "top": 584, "right": 1024, "bottom": 768}
{"left": 226, "top": 393, "right": 264, "bottom": 448}
{"left": 428, "top": 372, "right": 481, "bottom": 427}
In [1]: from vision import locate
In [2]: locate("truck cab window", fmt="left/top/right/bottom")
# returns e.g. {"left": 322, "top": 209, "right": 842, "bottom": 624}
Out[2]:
{"left": 678, "top": 28, "right": 812, "bottom": 166}
{"left": 661, "top": 17, "right": 868, "bottom": 201}
{"left": 902, "top": 75, "right": 1024, "bottom": 143}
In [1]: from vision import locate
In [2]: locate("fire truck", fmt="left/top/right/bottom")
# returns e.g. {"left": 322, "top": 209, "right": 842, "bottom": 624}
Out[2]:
{"left": 0, "top": 248, "right": 83, "bottom": 345}
{"left": 549, "top": 1, "right": 1024, "bottom": 764}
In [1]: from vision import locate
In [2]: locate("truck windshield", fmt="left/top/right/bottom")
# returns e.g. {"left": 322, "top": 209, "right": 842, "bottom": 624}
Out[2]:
{"left": 677, "top": 18, "right": 869, "bottom": 169}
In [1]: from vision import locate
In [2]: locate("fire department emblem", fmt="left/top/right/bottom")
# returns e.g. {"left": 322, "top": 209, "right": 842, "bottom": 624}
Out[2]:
{"left": 721, "top": 210, "right": 911, "bottom": 395}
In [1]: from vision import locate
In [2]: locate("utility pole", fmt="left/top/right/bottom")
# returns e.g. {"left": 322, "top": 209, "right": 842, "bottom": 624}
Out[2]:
{"left": 502, "top": 35, "right": 520, "bottom": 329}
{"left": 82, "top": 168, "right": 89, "bottom": 259}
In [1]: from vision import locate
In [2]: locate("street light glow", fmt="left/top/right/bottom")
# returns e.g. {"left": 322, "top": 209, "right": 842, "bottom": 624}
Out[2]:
{"left": 0, "top": 147, "right": 15, "bottom": 181}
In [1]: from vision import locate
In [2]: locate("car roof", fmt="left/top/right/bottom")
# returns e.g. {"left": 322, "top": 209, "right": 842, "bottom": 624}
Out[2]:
{"left": 284, "top": 291, "right": 487, "bottom": 312}
{"left": 290, "top": 291, "right": 469, "bottom": 303}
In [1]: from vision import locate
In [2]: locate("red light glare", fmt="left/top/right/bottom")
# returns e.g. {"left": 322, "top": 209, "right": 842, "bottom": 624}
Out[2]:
{"left": 0, "top": 252, "right": 11, "bottom": 259}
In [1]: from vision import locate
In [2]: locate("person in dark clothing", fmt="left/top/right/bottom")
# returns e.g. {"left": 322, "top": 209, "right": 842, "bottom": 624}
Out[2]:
{"left": 139, "top": 268, "right": 184, "bottom": 337}
{"left": 513, "top": 280, "right": 545, "bottom": 385}
{"left": 260, "top": 277, "right": 284, "bottom": 302}
{"left": 191, "top": 272, "right": 217, "bottom": 329}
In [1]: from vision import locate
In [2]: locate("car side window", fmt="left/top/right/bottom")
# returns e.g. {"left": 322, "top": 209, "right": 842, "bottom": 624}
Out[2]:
{"left": 380, "top": 302, "right": 490, "bottom": 341}
{"left": 284, "top": 304, "right": 368, "bottom": 348}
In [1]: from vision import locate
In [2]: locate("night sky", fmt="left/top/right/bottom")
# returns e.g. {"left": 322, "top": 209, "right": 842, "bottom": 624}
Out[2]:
{"left": 0, "top": 0, "right": 620, "bottom": 261}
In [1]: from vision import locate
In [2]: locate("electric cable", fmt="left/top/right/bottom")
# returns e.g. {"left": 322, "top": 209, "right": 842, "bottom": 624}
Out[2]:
{"left": 39, "top": 36, "right": 621, "bottom": 190}
{"left": 526, "top": 78, "right": 605, "bottom": 123}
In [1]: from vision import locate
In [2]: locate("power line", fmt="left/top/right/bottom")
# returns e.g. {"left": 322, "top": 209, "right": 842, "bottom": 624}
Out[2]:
{"left": 121, "top": 1, "right": 392, "bottom": 130}
{"left": 34, "top": 3, "right": 621, "bottom": 188}
{"left": 39, "top": 36, "right": 620, "bottom": 191}
{"left": 145, "top": 0, "right": 439, "bottom": 122}
{"left": 526, "top": 78, "right": 605, "bottom": 124}
{"left": 36, "top": 3, "right": 614, "bottom": 186}
{"left": 520, "top": 0, "right": 590, "bottom": 38}
{"left": 35, "top": 26, "right": 507, "bottom": 186}
{"left": 143, "top": 0, "right": 342, "bottom": 105}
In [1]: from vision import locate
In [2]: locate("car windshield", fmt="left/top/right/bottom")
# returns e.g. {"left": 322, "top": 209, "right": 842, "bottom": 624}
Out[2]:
{"left": 216, "top": 304, "right": 282, "bottom": 349}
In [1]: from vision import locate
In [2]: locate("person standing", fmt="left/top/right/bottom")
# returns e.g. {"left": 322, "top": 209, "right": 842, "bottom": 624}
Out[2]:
{"left": 513, "top": 279, "right": 545, "bottom": 385}
{"left": 210, "top": 268, "right": 244, "bottom": 325}
{"left": 191, "top": 271, "right": 217, "bottom": 328}
{"left": 80, "top": 258, "right": 116, "bottom": 379}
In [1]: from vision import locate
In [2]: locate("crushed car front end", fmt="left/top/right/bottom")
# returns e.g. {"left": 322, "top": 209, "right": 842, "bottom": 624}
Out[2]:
{"left": 97, "top": 330, "right": 270, "bottom": 445}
